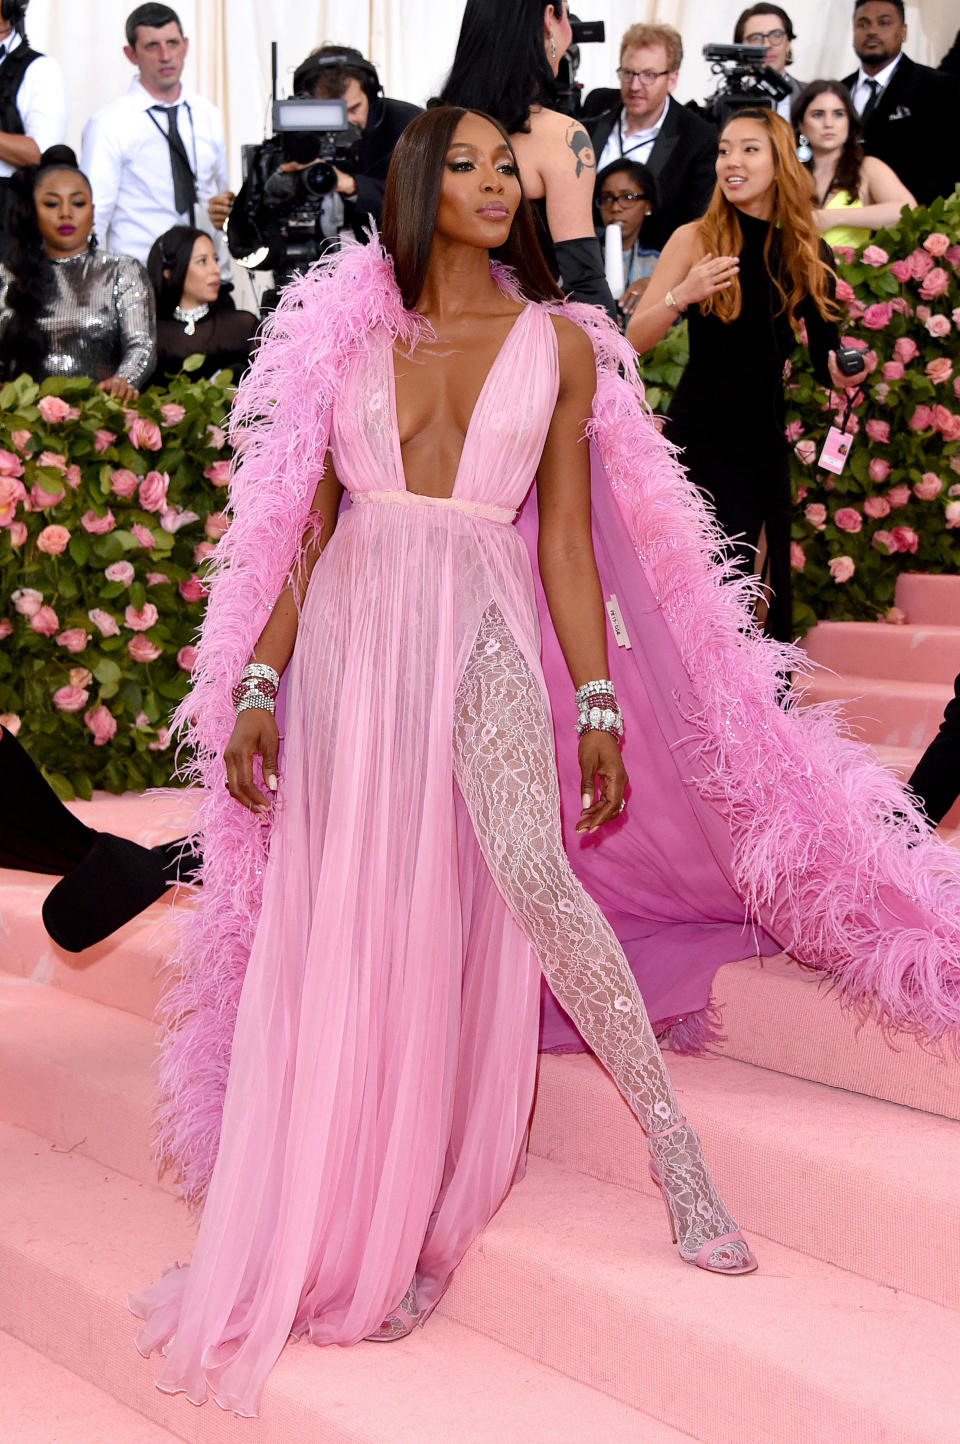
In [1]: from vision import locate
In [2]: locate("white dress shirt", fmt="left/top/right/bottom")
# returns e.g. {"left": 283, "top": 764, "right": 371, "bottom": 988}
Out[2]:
{"left": 850, "top": 54, "right": 903, "bottom": 115}
{"left": 0, "top": 30, "right": 68, "bottom": 179}
{"left": 598, "top": 97, "right": 669, "bottom": 173}
{"left": 81, "top": 75, "right": 229, "bottom": 269}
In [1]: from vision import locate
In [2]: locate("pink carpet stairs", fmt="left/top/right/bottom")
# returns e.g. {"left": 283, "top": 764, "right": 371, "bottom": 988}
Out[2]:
{"left": 1, "top": 572, "right": 959, "bottom": 1442}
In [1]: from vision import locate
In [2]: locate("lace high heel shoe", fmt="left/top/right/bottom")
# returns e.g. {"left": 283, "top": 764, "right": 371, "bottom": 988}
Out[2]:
{"left": 648, "top": 1119, "right": 758, "bottom": 1275}
{"left": 364, "top": 1280, "right": 422, "bottom": 1342}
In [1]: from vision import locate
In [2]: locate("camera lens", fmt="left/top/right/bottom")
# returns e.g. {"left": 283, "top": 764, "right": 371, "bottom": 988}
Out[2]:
{"left": 301, "top": 161, "right": 337, "bottom": 198}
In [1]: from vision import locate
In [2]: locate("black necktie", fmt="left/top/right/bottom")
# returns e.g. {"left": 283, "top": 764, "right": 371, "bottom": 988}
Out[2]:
{"left": 860, "top": 78, "right": 881, "bottom": 125}
{"left": 152, "top": 103, "right": 197, "bottom": 223}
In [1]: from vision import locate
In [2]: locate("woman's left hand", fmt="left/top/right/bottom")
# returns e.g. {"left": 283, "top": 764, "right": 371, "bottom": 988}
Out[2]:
{"left": 576, "top": 730, "right": 628, "bottom": 833}
{"left": 827, "top": 348, "right": 868, "bottom": 391}
{"left": 98, "top": 375, "right": 139, "bottom": 402}
{"left": 617, "top": 276, "right": 650, "bottom": 320}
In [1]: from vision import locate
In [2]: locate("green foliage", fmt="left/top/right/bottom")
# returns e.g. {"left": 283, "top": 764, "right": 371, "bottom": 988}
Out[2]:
{"left": 0, "top": 371, "right": 234, "bottom": 796}
{"left": 640, "top": 189, "right": 960, "bottom": 636}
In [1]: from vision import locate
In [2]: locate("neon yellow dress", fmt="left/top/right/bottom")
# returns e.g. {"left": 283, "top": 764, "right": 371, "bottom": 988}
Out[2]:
{"left": 821, "top": 189, "right": 870, "bottom": 250}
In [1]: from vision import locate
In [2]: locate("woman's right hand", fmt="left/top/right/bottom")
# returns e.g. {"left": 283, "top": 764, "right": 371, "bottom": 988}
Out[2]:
{"left": 675, "top": 251, "right": 740, "bottom": 307}
{"left": 224, "top": 709, "right": 279, "bottom": 815}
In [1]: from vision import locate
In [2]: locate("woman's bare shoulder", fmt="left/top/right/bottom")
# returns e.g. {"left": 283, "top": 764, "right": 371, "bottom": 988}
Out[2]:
{"left": 548, "top": 311, "right": 597, "bottom": 381}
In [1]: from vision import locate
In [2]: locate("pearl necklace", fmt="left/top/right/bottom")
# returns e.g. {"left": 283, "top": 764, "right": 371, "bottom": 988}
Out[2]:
{"left": 173, "top": 303, "right": 210, "bottom": 336}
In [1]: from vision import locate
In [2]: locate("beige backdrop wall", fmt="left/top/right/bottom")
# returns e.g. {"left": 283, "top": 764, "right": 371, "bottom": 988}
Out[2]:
{"left": 28, "top": 1, "right": 957, "bottom": 192}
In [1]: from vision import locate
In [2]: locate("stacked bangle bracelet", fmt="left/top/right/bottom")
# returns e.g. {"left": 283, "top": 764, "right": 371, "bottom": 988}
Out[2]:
{"left": 232, "top": 661, "right": 280, "bottom": 716}
{"left": 575, "top": 678, "right": 623, "bottom": 740}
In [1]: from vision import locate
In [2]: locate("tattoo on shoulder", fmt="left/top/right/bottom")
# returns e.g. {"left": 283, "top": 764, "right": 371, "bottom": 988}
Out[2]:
{"left": 565, "top": 122, "right": 595, "bottom": 179}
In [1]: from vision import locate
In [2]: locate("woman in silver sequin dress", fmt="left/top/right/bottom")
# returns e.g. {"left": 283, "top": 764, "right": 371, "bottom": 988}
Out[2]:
{"left": 0, "top": 146, "right": 156, "bottom": 398}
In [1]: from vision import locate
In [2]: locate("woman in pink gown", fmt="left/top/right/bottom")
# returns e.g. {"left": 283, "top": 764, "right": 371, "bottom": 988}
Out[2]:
{"left": 130, "top": 108, "right": 758, "bottom": 1415}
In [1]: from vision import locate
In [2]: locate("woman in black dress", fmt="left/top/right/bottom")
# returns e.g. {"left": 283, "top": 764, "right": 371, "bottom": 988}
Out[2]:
{"left": 627, "top": 108, "right": 866, "bottom": 642}
{"left": 147, "top": 226, "right": 257, "bottom": 385}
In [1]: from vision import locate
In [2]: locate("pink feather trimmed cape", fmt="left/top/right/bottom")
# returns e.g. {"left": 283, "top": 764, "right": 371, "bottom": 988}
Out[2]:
{"left": 157, "top": 239, "right": 960, "bottom": 1210}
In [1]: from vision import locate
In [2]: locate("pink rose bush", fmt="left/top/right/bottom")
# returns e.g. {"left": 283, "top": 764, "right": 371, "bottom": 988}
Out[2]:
{"left": 829, "top": 556, "right": 855, "bottom": 583}
{"left": 36, "top": 524, "right": 71, "bottom": 555}
{"left": 53, "top": 685, "right": 89, "bottom": 713}
{"left": 37, "top": 395, "right": 80, "bottom": 424}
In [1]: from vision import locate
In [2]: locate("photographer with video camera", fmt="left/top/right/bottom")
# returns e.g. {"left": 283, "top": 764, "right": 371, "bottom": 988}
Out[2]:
{"left": 0, "top": 0, "right": 67, "bottom": 253}
{"left": 227, "top": 45, "right": 419, "bottom": 302}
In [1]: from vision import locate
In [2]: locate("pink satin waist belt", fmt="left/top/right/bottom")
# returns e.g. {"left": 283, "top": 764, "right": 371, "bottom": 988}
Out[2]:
{"left": 349, "top": 490, "right": 517, "bottom": 524}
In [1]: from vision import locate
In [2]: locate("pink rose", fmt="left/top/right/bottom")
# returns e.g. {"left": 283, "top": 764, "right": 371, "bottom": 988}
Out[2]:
{"left": 0, "top": 712, "right": 20, "bottom": 733}
{"left": 874, "top": 382, "right": 890, "bottom": 402}
{"left": 909, "top": 248, "right": 934, "bottom": 279}
{"left": 882, "top": 360, "right": 905, "bottom": 381}
{"left": 109, "top": 468, "right": 139, "bottom": 498}
{"left": 87, "top": 607, "right": 120, "bottom": 637}
{"left": 868, "top": 457, "right": 891, "bottom": 483}
{"left": 946, "top": 501, "right": 960, "bottom": 529}
{"left": 160, "top": 506, "right": 199, "bottom": 534}
{"left": 177, "top": 644, "right": 198, "bottom": 671}
{"left": 68, "top": 666, "right": 92, "bottom": 688}
{"left": 30, "top": 605, "right": 59, "bottom": 636}
{"left": 9, "top": 432, "right": 30, "bottom": 455}
{"left": 832, "top": 245, "right": 855, "bottom": 264}
{"left": 8, "top": 521, "right": 26, "bottom": 547}
{"left": 204, "top": 511, "right": 229, "bottom": 540}
{"left": 919, "top": 267, "right": 949, "bottom": 300}
{"left": 31, "top": 483, "right": 64, "bottom": 509}
{"left": 56, "top": 627, "right": 90, "bottom": 653}
{"left": 203, "top": 460, "right": 231, "bottom": 485}
{"left": 127, "top": 634, "right": 162, "bottom": 663}
{"left": 146, "top": 571, "right": 169, "bottom": 586}
{"left": 927, "top": 356, "right": 953, "bottom": 384}
{"left": 193, "top": 541, "right": 216, "bottom": 564}
{"left": 955, "top": 308, "right": 960, "bottom": 328}
{"left": 206, "top": 423, "right": 226, "bottom": 448}
{"left": 796, "top": 485, "right": 807, "bottom": 501}
{"left": 12, "top": 587, "right": 43, "bottom": 616}
{"left": 872, "top": 529, "right": 895, "bottom": 553}
{"left": 784, "top": 419, "right": 804, "bottom": 442}
{"left": 828, "top": 556, "right": 855, "bottom": 583}
{"left": 36, "top": 524, "right": 71, "bottom": 555}
{"left": 923, "top": 233, "right": 950, "bottom": 258}
{"left": 886, "top": 483, "right": 911, "bottom": 508}
{"left": 132, "top": 711, "right": 150, "bottom": 730}
{"left": 893, "top": 336, "right": 918, "bottom": 364}
{"left": 794, "top": 439, "right": 817, "bottom": 465}
{"left": 81, "top": 509, "right": 116, "bottom": 534}
{"left": 37, "top": 395, "right": 79, "bottom": 424}
{"left": 104, "top": 560, "right": 135, "bottom": 585}
{"left": 0, "top": 618, "right": 12, "bottom": 639}
{"left": 64, "top": 464, "right": 81, "bottom": 490}
{"left": 53, "top": 685, "right": 89, "bottom": 713}
{"left": 865, "top": 419, "right": 890, "bottom": 443}
{"left": 38, "top": 449, "right": 68, "bottom": 472}
{"left": 0, "top": 449, "right": 24, "bottom": 476}
{"left": 0, "top": 474, "right": 26, "bottom": 522}
{"left": 890, "top": 525, "right": 919, "bottom": 554}
{"left": 862, "top": 245, "right": 889, "bottom": 267}
{"left": 178, "top": 574, "right": 207, "bottom": 603}
{"left": 804, "top": 502, "right": 827, "bottom": 529}
{"left": 933, "top": 405, "right": 960, "bottom": 440}
{"left": 845, "top": 298, "right": 866, "bottom": 320}
{"left": 863, "top": 495, "right": 891, "bottom": 519}
{"left": 131, "top": 523, "right": 154, "bottom": 548}
{"left": 914, "top": 472, "right": 942, "bottom": 500}
{"left": 148, "top": 726, "right": 171, "bottom": 752}
{"left": 160, "top": 403, "right": 186, "bottom": 425}
{"left": 862, "top": 301, "right": 893, "bottom": 330}
{"left": 138, "top": 470, "right": 169, "bottom": 512}
{"left": 947, "top": 245, "right": 960, "bottom": 269}
{"left": 926, "top": 314, "right": 952, "bottom": 339}
{"left": 790, "top": 541, "right": 806, "bottom": 571}
{"left": 835, "top": 278, "right": 856, "bottom": 302}
{"left": 127, "top": 416, "right": 162, "bottom": 451}
{"left": 890, "top": 258, "right": 913, "bottom": 283}
{"left": 834, "top": 506, "right": 862, "bottom": 533}
{"left": 93, "top": 428, "right": 117, "bottom": 453}
{"left": 909, "top": 405, "right": 934, "bottom": 431}
{"left": 124, "top": 601, "right": 159, "bottom": 632}
{"left": 883, "top": 606, "right": 907, "bottom": 625}
{"left": 84, "top": 704, "right": 117, "bottom": 746}
{"left": 916, "top": 305, "right": 931, "bottom": 323}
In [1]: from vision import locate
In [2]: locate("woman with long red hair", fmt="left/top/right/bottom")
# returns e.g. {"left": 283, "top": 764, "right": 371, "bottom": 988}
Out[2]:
{"left": 627, "top": 108, "right": 866, "bottom": 642}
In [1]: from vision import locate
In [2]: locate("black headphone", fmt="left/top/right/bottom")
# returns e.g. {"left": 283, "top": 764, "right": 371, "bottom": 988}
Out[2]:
{"left": 293, "top": 47, "right": 382, "bottom": 104}
{"left": 1, "top": 0, "right": 29, "bottom": 29}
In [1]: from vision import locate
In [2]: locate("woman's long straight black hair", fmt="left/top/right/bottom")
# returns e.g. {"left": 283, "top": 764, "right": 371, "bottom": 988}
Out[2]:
{"left": 380, "top": 106, "right": 563, "bottom": 311}
{"left": 435, "top": 0, "right": 562, "bottom": 135}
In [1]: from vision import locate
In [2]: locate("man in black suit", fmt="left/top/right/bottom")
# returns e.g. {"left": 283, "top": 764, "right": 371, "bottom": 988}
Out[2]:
{"left": 583, "top": 23, "right": 716, "bottom": 253}
{"left": 842, "top": 0, "right": 960, "bottom": 206}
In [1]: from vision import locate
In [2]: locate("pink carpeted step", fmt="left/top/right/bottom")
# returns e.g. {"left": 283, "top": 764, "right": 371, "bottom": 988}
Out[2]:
{"left": 2, "top": 977, "right": 956, "bottom": 1309}
{"left": 896, "top": 572, "right": 960, "bottom": 626}
{"left": 66, "top": 788, "right": 198, "bottom": 845}
{"left": 710, "top": 953, "right": 960, "bottom": 1120}
{"left": 798, "top": 672, "right": 952, "bottom": 749}
{"left": 0, "top": 1330, "right": 177, "bottom": 1444}
{"left": 0, "top": 1122, "right": 681, "bottom": 1444}
{"left": 529, "top": 1050, "right": 960, "bottom": 1310}
{"left": 801, "top": 620, "right": 960, "bottom": 685}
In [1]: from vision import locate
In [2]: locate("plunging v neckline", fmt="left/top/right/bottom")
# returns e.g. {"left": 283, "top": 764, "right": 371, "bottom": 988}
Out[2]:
{"left": 387, "top": 303, "right": 534, "bottom": 500}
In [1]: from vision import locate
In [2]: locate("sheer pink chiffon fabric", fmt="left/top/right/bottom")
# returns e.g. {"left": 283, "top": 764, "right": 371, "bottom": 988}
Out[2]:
{"left": 129, "top": 306, "right": 564, "bottom": 1411}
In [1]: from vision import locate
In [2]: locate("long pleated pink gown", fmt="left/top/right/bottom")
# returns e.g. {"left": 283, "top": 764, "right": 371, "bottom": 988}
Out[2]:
{"left": 131, "top": 303, "right": 690, "bottom": 1413}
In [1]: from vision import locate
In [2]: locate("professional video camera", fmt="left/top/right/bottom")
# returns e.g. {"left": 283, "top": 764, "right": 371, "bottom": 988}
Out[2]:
{"left": 701, "top": 43, "right": 793, "bottom": 127}
{"left": 555, "top": 16, "right": 605, "bottom": 118}
{"left": 227, "top": 47, "right": 362, "bottom": 288}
